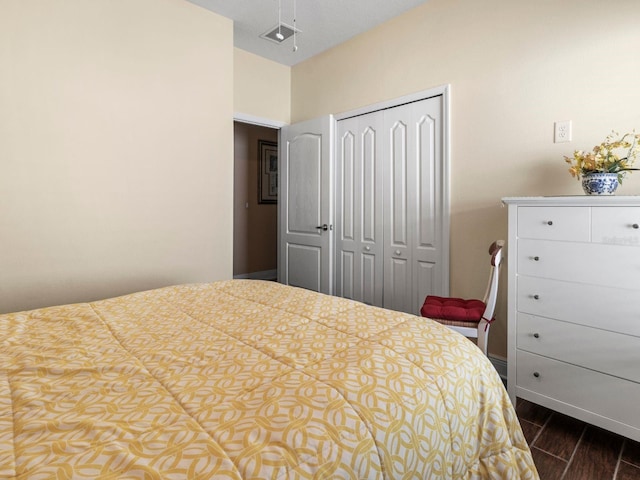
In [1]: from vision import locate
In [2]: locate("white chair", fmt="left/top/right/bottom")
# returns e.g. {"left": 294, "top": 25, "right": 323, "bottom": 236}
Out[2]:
{"left": 420, "top": 240, "right": 505, "bottom": 356}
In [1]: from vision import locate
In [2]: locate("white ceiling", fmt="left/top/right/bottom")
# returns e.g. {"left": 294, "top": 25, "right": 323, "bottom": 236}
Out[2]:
{"left": 186, "top": 0, "right": 429, "bottom": 66}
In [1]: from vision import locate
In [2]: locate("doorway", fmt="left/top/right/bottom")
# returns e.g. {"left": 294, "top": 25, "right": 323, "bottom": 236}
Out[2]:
{"left": 233, "top": 121, "right": 279, "bottom": 280}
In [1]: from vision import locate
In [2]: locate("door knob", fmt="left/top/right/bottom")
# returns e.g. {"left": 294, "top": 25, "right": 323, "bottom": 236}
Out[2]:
{"left": 316, "top": 224, "right": 328, "bottom": 231}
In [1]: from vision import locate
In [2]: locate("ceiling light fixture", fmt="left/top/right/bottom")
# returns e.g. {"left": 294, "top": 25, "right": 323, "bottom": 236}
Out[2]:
{"left": 259, "top": 0, "right": 301, "bottom": 48}
{"left": 276, "top": 0, "right": 284, "bottom": 41}
{"left": 292, "top": 0, "right": 298, "bottom": 52}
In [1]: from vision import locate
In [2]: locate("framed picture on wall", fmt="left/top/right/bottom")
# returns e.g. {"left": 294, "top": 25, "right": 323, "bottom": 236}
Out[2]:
{"left": 258, "top": 140, "right": 278, "bottom": 204}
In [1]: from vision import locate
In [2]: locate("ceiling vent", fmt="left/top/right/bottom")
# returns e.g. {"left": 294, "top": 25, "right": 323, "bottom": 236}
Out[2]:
{"left": 260, "top": 23, "right": 299, "bottom": 44}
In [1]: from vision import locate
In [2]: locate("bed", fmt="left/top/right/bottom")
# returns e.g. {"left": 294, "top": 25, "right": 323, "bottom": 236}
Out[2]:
{"left": 1, "top": 280, "right": 538, "bottom": 479}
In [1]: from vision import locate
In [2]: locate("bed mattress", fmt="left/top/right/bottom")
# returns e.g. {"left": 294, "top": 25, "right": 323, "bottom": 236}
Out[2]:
{"left": 0, "top": 280, "right": 538, "bottom": 478}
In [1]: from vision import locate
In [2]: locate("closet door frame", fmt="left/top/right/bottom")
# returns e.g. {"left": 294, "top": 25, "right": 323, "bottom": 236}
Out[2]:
{"left": 334, "top": 84, "right": 451, "bottom": 303}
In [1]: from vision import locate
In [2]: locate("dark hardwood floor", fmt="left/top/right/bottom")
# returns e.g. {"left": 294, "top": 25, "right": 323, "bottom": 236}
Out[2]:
{"left": 516, "top": 399, "right": 640, "bottom": 480}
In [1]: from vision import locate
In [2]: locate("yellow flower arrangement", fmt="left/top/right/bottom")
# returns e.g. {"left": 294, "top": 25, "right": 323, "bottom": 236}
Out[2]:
{"left": 564, "top": 131, "right": 640, "bottom": 184}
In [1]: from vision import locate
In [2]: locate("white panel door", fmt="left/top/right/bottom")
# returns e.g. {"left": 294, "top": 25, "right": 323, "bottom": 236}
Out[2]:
{"left": 383, "top": 96, "right": 443, "bottom": 314}
{"left": 279, "top": 116, "right": 334, "bottom": 294}
{"left": 413, "top": 97, "right": 444, "bottom": 310}
{"left": 383, "top": 107, "right": 411, "bottom": 313}
{"left": 335, "top": 112, "right": 384, "bottom": 306}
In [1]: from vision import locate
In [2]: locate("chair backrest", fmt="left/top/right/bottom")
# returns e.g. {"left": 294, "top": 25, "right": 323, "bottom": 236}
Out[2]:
{"left": 481, "top": 240, "right": 505, "bottom": 321}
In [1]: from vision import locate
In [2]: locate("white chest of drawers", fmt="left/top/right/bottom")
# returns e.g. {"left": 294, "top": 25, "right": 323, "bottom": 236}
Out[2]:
{"left": 503, "top": 196, "right": 640, "bottom": 442}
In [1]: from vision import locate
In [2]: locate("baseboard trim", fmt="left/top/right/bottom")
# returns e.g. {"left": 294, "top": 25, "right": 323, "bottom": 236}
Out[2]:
{"left": 233, "top": 269, "right": 277, "bottom": 281}
{"left": 488, "top": 355, "right": 507, "bottom": 382}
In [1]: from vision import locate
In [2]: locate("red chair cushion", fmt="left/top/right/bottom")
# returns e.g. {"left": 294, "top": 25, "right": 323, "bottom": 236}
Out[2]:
{"left": 420, "top": 295, "right": 486, "bottom": 323}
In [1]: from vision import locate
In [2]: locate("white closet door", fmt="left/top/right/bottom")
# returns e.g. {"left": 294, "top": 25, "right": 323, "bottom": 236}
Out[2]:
{"left": 383, "top": 96, "right": 443, "bottom": 314}
{"left": 335, "top": 113, "right": 384, "bottom": 306}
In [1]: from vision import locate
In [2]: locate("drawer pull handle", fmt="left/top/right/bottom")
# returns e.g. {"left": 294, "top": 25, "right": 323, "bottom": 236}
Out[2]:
{"left": 633, "top": 223, "right": 639, "bottom": 229}
{"left": 533, "top": 372, "right": 540, "bottom": 378}
{"left": 533, "top": 294, "right": 540, "bottom": 300}
{"left": 533, "top": 333, "right": 540, "bottom": 338}
{"left": 364, "top": 246, "right": 371, "bottom": 251}
{"left": 395, "top": 250, "right": 401, "bottom": 256}
{"left": 533, "top": 256, "right": 540, "bottom": 261}
{"left": 547, "top": 221, "right": 553, "bottom": 226}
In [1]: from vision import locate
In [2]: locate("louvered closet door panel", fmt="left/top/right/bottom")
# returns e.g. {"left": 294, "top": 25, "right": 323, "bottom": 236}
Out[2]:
{"left": 335, "top": 113, "right": 383, "bottom": 306}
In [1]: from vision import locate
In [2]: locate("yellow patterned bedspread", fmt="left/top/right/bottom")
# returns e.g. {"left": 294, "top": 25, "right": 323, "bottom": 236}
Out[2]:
{"left": 0, "top": 280, "right": 538, "bottom": 479}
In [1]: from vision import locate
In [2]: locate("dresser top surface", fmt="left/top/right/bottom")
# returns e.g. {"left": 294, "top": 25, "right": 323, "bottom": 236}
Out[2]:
{"left": 502, "top": 196, "right": 640, "bottom": 206}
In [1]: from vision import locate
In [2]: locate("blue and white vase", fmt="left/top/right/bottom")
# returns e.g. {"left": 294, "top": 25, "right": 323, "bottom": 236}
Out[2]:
{"left": 581, "top": 172, "right": 619, "bottom": 195}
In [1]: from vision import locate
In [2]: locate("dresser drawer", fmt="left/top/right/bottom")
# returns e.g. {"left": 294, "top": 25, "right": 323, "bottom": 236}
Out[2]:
{"left": 516, "top": 350, "right": 640, "bottom": 429}
{"left": 517, "top": 276, "right": 640, "bottom": 336}
{"left": 517, "top": 239, "right": 640, "bottom": 288}
{"left": 592, "top": 207, "right": 640, "bottom": 246}
{"left": 517, "top": 206, "right": 590, "bottom": 241}
{"left": 517, "top": 313, "right": 640, "bottom": 383}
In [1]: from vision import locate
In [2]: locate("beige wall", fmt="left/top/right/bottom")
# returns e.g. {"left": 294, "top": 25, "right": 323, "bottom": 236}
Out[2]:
{"left": 4, "top": 0, "right": 639, "bottom": 355}
{"left": 232, "top": 49, "right": 288, "bottom": 278}
{"left": 233, "top": 123, "right": 278, "bottom": 276}
{"left": 234, "top": 48, "right": 291, "bottom": 124}
{"left": 291, "top": 0, "right": 640, "bottom": 357}
{"left": 0, "top": 0, "right": 234, "bottom": 313}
